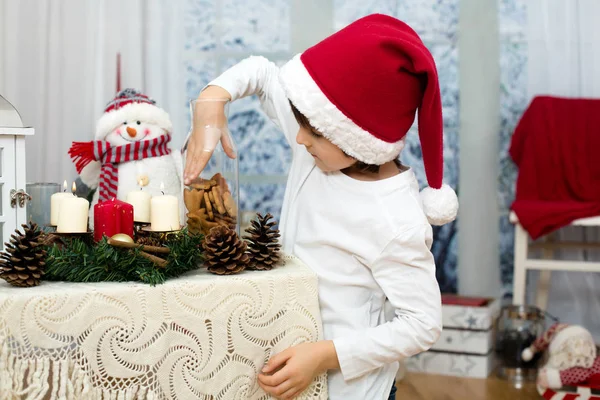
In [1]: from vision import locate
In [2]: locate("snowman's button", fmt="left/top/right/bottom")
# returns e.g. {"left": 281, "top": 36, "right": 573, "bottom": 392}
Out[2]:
{"left": 137, "top": 175, "right": 150, "bottom": 187}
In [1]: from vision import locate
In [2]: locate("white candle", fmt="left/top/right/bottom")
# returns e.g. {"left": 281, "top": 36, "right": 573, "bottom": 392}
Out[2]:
{"left": 57, "top": 196, "right": 89, "bottom": 233}
{"left": 150, "top": 183, "right": 180, "bottom": 231}
{"left": 50, "top": 180, "right": 71, "bottom": 226}
{"left": 126, "top": 182, "right": 151, "bottom": 223}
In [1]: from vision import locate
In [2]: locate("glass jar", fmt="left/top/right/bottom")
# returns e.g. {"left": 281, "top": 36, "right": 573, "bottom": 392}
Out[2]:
{"left": 183, "top": 99, "right": 239, "bottom": 235}
{"left": 495, "top": 305, "right": 545, "bottom": 387}
{"left": 26, "top": 182, "right": 61, "bottom": 228}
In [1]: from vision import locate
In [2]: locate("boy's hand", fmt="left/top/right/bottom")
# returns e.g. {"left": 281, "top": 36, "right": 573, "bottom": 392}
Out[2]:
{"left": 258, "top": 341, "right": 339, "bottom": 399}
{"left": 183, "top": 86, "right": 235, "bottom": 185}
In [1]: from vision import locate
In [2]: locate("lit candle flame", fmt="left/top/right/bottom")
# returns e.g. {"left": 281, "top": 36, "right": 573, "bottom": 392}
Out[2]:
{"left": 138, "top": 179, "right": 143, "bottom": 188}
{"left": 71, "top": 181, "right": 77, "bottom": 194}
{"left": 63, "top": 180, "right": 68, "bottom": 192}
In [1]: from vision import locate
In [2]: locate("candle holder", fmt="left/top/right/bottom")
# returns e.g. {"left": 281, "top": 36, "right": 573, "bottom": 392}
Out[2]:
{"left": 495, "top": 304, "right": 546, "bottom": 387}
{"left": 133, "top": 221, "right": 150, "bottom": 234}
{"left": 26, "top": 182, "right": 61, "bottom": 228}
{"left": 51, "top": 230, "right": 94, "bottom": 246}
{"left": 140, "top": 225, "right": 182, "bottom": 242}
{"left": 141, "top": 225, "right": 181, "bottom": 233}
{"left": 52, "top": 230, "right": 93, "bottom": 237}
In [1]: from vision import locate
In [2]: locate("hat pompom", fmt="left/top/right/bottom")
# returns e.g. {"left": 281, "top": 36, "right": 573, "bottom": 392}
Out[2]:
{"left": 522, "top": 347, "right": 534, "bottom": 362}
{"left": 420, "top": 184, "right": 458, "bottom": 225}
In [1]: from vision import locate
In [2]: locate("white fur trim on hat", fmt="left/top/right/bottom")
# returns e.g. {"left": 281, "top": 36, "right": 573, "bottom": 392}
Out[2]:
{"left": 547, "top": 325, "right": 596, "bottom": 370}
{"left": 279, "top": 54, "right": 404, "bottom": 165}
{"left": 544, "top": 368, "right": 562, "bottom": 389}
{"left": 548, "top": 325, "right": 593, "bottom": 353}
{"left": 420, "top": 184, "right": 459, "bottom": 225}
{"left": 95, "top": 102, "right": 172, "bottom": 140}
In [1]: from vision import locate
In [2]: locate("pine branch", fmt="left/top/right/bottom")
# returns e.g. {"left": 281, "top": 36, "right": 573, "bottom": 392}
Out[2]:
{"left": 43, "top": 229, "right": 204, "bottom": 285}
{"left": 163, "top": 229, "right": 205, "bottom": 277}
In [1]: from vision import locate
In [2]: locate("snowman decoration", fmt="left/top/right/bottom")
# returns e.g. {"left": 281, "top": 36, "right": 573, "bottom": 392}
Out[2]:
{"left": 69, "top": 88, "right": 184, "bottom": 228}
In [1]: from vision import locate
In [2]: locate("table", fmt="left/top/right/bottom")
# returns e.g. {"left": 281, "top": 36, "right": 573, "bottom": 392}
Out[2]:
{"left": 0, "top": 254, "right": 327, "bottom": 399}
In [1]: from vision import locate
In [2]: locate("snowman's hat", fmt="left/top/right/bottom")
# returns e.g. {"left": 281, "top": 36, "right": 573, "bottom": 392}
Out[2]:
{"left": 95, "top": 88, "right": 172, "bottom": 140}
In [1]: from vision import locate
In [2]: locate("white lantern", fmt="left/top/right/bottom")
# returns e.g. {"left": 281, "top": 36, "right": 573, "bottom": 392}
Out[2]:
{"left": 0, "top": 94, "right": 33, "bottom": 250}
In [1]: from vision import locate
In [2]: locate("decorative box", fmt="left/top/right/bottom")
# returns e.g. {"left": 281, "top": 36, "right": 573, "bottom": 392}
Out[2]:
{"left": 432, "top": 326, "right": 495, "bottom": 354}
{"left": 440, "top": 294, "right": 501, "bottom": 330}
{"left": 405, "top": 350, "right": 496, "bottom": 379}
{"left": 405, "top": 294, "right": 501, "bottom": 378}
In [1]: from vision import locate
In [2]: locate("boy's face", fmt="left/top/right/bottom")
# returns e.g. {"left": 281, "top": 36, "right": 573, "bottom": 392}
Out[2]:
{"left": 296, "top": 125, "right": 356, "bottom": 172}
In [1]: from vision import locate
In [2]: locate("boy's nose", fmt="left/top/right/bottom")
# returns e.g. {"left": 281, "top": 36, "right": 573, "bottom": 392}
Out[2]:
{"left": 296, "top": 129, "right": 309, "bottom": 146}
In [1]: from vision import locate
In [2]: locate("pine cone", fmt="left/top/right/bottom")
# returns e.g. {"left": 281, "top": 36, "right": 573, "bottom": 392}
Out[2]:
{"left": 38, "top": 231, "right": 63, "bottom": 248}
{"left": 0, "top": 222, "right": 47, "bottom": 287}
{"left": 243, "top": 213, "right": 281, "bottom": 271}
{"left": 136, "top": 235, "right": 163, "bottom": 248}
{"left": 202, "top": 226, "right": 249, "bottom": 275}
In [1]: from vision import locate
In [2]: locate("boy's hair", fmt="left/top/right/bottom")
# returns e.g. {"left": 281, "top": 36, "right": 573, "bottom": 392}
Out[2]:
{"left": 289, "top": 101, "right": 382, "bottom": 173}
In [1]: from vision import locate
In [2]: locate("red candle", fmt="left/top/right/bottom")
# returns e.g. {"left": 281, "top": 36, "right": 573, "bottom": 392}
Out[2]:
{"left": 94, "top": 199, "right": 134, "bottom": 242}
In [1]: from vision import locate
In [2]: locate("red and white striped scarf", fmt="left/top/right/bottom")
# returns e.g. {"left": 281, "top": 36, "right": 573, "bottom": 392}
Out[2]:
{"left": 69, "top": 135, "right": 171, "bottom": 202}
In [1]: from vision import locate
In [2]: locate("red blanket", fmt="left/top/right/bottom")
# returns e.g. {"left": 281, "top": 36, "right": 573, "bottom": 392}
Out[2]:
{"left": 509, "top": 96, "right": 600, "bottom": 239}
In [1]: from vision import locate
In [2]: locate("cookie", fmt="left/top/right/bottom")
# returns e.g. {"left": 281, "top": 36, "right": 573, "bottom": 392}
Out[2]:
{"left": 211, "top": 186, "right": 227, "bottom": 215}
{"left": 212, "top": 172, "right": 230, "bottom": 193}
{"left": 222, "top": 191, "right": 237, "bottom": 218}
{"left": 204, "top": 192, "right": 214, "bottom": 220}
{"left": 215, "top": 214, "right": 236, "bottom": 223}
{"left": 200, "top": 216, "right": 219, "bottom": 234}
{"left": 190, "top": 179, "right": 217, "bottom": 190}
{"left": 183, "top": 188, "right": 202, "bottom": 212}
{"left": 197, "top": 189, "right": 205, "bottom": 208}
{"left": 186, "top": 209, "right": 206, "bottom": 234}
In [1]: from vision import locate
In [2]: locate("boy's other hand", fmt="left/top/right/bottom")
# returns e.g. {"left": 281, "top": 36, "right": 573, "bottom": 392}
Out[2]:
{"left": 258, "top": 341, "right": 339, "bottom": 399}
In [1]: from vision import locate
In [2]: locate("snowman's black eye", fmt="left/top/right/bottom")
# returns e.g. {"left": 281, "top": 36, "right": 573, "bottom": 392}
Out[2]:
{"left": 123, "top": 121, "right": 127, "bottom": 125}
{"left": 136, "top": 121, "right": 141, "bottom": 125}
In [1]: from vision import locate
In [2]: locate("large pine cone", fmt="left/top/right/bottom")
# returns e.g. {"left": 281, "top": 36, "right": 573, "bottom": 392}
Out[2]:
{"left": 202, "top": 225, "right": 249, "bottom": 275}
{"left": 243, "top": 213, "right": 281, "bottom": 271}
{"left": 0, "top": 222, "right": 47, "bottom": 287}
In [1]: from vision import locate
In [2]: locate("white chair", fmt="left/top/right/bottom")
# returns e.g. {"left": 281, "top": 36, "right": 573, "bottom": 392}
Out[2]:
{"left": 511, "top": 211, "right": 600, "bottom": 309}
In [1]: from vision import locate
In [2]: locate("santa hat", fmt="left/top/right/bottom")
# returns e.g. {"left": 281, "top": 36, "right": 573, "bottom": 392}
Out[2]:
{"left": 522, "top": 323, "right": 569, "bottom": 362}
{"left": 95, "top": 88, "right": 172, "bottom": 140}
{"left": 279, "top": 14, "right": 458, "bottom": 225}
{"left": 521, "top": 322, "right": 596, "bottom": 365}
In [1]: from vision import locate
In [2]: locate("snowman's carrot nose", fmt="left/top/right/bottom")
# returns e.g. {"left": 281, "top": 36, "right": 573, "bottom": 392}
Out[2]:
{"left": 126, "top": 126, "right": 137, "bottom": 137}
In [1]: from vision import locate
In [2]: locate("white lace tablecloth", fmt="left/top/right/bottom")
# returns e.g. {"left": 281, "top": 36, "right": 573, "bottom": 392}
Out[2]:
{"left": 0, "top": 254, "right": 327, "bottom": 400}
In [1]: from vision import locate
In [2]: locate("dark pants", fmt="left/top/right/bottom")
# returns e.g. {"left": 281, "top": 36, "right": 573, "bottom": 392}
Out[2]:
{"left": 388, "top": 382, "right": 397, "bottom": 400}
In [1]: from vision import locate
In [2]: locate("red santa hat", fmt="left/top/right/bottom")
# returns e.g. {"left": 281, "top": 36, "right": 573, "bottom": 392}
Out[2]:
{"left": 522, "top": 323, "right": 570, "bottom": 362}
{"left": 278, "top": 14, "right": 458, "bottom": 225}
{"left": 521, "top": 322, "right": 597, "bottom": 365}
{"left": 95, "top": 88, "right": 172, "bottom": 140}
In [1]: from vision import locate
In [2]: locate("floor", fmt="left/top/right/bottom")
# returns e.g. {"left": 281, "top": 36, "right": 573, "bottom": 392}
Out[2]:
{"left": 394, "top": 372, "right": 541, "bottom": 400}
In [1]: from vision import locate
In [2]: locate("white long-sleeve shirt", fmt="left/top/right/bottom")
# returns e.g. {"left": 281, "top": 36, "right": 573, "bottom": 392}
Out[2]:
{"left": 210, "top": 56, "right": 442, "bottom": 400}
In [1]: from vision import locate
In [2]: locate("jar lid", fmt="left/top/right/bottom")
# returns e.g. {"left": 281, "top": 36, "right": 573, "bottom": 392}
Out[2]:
{"left": 501, "top": 305, "right": 544, "bottom": 321}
